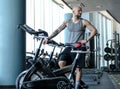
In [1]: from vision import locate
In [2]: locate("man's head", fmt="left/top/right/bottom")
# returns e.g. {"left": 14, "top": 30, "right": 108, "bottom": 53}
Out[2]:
{"left": 72, "top": 6, "right": 82, "bottom": 18}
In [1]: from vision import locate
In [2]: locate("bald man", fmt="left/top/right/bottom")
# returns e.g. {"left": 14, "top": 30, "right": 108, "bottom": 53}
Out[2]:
{"left": 43, "top": 6, "right": 97, "bottom": 89}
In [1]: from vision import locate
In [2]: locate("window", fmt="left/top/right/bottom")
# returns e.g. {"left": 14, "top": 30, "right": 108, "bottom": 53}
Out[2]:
{"left": 26, "top": 0, "right": 64, "bottom": 53}
{"left": 93, "top": 12, "right": 112, "bottom": 67}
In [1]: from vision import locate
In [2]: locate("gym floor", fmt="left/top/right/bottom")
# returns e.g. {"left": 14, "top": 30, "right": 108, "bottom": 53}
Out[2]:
{"left": 109, "top": 73, "right": 120, "bottom": 89}
{"left": 0, "top": 72, "right": 119, "bottom": 89}
{"left": 86, "top": 72, "right": 120, "bottom": 89}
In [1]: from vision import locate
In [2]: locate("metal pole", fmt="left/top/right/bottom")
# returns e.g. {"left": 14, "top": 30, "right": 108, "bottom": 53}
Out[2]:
{"left": 114, "top": 31, "right": 118, "bottom": 71}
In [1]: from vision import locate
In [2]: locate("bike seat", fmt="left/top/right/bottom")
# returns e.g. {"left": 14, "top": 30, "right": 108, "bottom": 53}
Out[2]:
{"left": 53, "top": 65, "right": 72, "bottom": 76}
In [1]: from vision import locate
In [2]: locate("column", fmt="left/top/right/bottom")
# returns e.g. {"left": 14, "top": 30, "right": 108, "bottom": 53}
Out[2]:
{"left": 0, "top": 0, "right": 26, "bottom": 85}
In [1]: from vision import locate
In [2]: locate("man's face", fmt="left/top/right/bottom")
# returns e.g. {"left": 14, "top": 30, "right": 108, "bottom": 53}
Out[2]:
{"left": 73, "top": 7, "right": 82, "bottom": 18}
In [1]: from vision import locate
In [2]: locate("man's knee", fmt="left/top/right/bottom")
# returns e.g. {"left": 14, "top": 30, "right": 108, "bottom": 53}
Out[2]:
{"left": 76, "top": 67, "right": 82, "bottom": 73}
{"left": 58, "top": 61, "right": 66, "bottom": 68}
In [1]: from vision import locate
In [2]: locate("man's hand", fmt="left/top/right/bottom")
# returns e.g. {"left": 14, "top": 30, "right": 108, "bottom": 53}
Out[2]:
{"left": 79, "top": 39, "right": 88, "bottom": 44}
{"left": 42, "top": 38, "right": 49, "bottom": 45}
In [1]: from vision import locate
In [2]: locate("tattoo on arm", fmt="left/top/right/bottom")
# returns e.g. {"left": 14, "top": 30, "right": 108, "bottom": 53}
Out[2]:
{"left": 48, "top": 22, "right": 67, "bottom": 40}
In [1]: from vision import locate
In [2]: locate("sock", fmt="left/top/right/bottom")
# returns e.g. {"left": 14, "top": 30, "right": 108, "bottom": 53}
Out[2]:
{"left": 75, "top": 81, "right": 80, "bottom": 89}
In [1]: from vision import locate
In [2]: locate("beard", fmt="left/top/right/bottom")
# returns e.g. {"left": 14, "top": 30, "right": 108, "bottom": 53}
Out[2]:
{"left": 75, "top": 15, "right": 81, "bottom": 19}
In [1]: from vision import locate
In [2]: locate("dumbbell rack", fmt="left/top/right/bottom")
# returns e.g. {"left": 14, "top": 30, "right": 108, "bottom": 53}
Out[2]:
{"left": 104, "top": 31, "right": 120, "bottom": 72}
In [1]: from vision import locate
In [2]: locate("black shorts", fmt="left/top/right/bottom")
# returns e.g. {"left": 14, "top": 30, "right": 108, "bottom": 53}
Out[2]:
{"left": 59, "top": 47, "right": 86, "bottom": 68}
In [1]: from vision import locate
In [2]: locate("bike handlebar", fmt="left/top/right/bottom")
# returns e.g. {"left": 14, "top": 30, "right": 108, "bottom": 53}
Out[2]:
{"left": 57, "top": 42, "right": 82, "bottom": 48}
{"left": 47, "top": 40, "right": 59, "bottom": 47}
{"left": 57, "top": 43, "right": 91, "bottom": 54}
{"left": 71, "top": 49, "right": 91, "bottom": 54}
{"left": 18, "top": 24, "right": 48, "bottom": 37}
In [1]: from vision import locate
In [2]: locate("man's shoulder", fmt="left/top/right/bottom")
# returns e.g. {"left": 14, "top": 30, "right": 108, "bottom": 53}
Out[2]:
{"left": 64, "top": 19, "right": 71, "bottom": 23}
{"left": 62, "top": 19, "right": 71, "bottom": 25}
{"left": 81, "top": 18, "right": 90, "bottom": 22}
{"left": 80, "top": 18, "right": 87, "bottom": 21}
{"left": 81, "top": 18, "right": 90, "bottom": 25}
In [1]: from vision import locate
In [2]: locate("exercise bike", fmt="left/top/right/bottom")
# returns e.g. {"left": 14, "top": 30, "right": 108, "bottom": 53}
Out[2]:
{"left": 16, "top": 24, "right": 70, "bottom": 89}
{"left": 16, "top": 24, "right": 89, "bottom": 89}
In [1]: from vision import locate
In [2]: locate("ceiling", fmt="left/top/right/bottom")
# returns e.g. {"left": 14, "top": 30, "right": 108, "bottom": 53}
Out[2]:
{"left": 62, "top": 0, "right": 120, "bottom": 23}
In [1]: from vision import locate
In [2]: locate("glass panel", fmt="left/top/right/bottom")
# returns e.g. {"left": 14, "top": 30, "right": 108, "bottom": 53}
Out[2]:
{"left": 26, "top": 0, "right": 64, "bottom": 53}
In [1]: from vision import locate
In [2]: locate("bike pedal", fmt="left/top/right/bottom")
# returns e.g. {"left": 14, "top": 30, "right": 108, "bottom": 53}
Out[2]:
{"left": 79, "top": 85, "right": 84, "bottom": 89}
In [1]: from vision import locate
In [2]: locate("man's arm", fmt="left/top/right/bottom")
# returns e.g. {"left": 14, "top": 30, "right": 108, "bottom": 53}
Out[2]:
{"left": 43, "top": 20, "right": 68, "bottom": 44}
{"left": 83, "top": 19, "right": 97, "bottom": 42}
{"left": 47, "top": 21, "right": 67, "bottom": 40}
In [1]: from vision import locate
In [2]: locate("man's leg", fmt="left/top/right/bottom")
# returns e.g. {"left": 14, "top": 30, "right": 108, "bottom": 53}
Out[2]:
{"left": 58, "top": 60, "right": 67, "bottom": 68}
{"left": 58, "top": 60, "right": 71, "bottom": 78}
{"left": 58, "top": 47, "right": 71, "bottom": 68}
{"left": 74, "top": 47, "right": 86, "bottom": 89}
{"left": 75, "top": 68, "right": 83, "bottom": 89}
